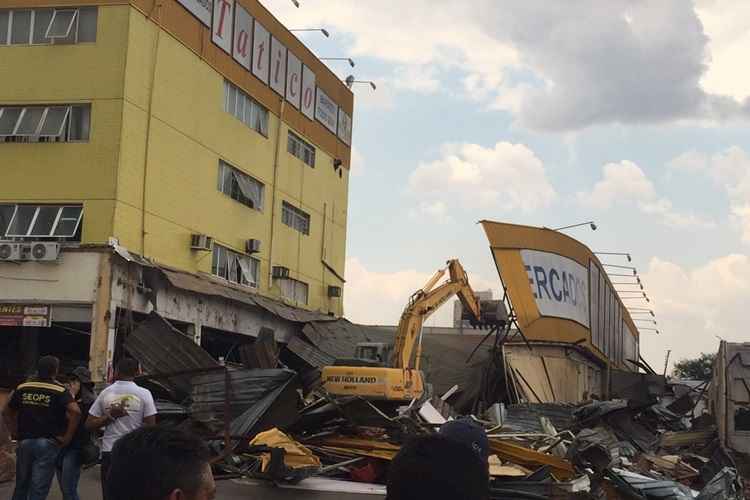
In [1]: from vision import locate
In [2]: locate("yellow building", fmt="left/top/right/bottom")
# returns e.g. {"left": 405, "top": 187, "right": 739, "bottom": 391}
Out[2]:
{"left": 0, "top": 0, "right": 353, "bottom": 382}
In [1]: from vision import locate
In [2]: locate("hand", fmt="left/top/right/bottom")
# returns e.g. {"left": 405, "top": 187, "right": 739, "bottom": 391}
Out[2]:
{"left": 55, "top": 435, "right": 72, "bottom": 447}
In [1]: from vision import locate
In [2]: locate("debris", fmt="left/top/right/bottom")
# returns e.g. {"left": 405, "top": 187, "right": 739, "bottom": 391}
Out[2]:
{"left": 248, "top": 428, "right": 321, "bottom": 471}
{"left": 659, "top": 428, "right": 716, "bottom": 448}
{"left": 488, "top": 439, "right": 575, "bottom": 479}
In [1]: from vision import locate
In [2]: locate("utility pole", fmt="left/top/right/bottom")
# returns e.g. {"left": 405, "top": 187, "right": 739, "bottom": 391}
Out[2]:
{"left": 663, "top": 349, "right": 671, "bottom": 377}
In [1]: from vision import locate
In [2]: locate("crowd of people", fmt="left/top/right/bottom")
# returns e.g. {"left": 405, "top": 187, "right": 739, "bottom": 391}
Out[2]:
{"left": 2, "top": 356, "right": 492, "bottom": 500}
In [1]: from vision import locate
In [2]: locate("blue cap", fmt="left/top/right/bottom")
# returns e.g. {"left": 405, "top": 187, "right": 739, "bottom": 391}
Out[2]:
{"left": 439, "top": 418, "right": 489, "bottom": 463}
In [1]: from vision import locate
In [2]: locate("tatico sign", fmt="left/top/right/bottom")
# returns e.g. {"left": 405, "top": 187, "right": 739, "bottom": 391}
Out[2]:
{"left": 176, "top": 0, "right": 353, "bottom": 145}
{"left": 0, "top": 304, "right": 51, "bottom": 327}
{"left": 521, "top": 249, "right": 589, "bottom": 328}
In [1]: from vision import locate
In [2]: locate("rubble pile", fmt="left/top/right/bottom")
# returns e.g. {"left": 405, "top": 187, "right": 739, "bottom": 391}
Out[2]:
{"left": 118, "top": 312, "right": 746, "bottom": 498}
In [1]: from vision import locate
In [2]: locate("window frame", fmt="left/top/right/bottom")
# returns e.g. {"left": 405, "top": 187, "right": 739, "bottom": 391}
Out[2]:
{"left": 3, "top": 204, "right": 83, "bottom": 238}
{"left": 281, "top": 201, "right": 311, "bottom": 235}
{"left": 287, "top": 131, "right": 316, "bottom": 168}
{"left": 1, "top": 7, "right": 96, "bottom": 46}
{"left": 278, "top": 277, "right": 309, "bottom": 305}
{"left": 0, "top": 104, "right": 90, "bottom": 142}
{"left": 211, "top": 244, "right": 260, "bottom": 288}
{"left": 223, "top": 80, "right": 269, "bottom": 138}
{"left": 46, "top": 9, "right": 78, "bottom": 40}
{"left": 217, "top": 160, "right": 264, "bottom": 211}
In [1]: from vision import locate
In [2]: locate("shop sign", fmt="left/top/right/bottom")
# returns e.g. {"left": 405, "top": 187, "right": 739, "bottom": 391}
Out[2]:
{"left": 315, "top": 87, "right": 338, "bottom": 134}
{"left": 0, "top": 304, "right": 51, "bottom": 327}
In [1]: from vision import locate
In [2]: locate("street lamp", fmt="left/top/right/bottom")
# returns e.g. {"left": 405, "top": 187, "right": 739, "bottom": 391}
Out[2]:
{"left": 344, "top": 76, "right": 376, "bottom": 90}
{"left": 289, "top": 0, "right": 300, "bottom": 7}
{"left": 290, "top": 28, "right": 330, "bottom": 37}
{"left": 552, "top": 221, "right": 597, "bottom": 232}
{"left": 634, "top": 319, "right": 658, "bottom": 325}
{"left": 612, "top": 281, "right": 644, "bottom": 289}
{"left": 604, "top": 264, "right": 637, "bottom": 274}
{"left": 627, "top": 308, "right": 655, "bottom": 316}
{"left": 595, "top": 252, "right": 632, "bottom": 262}
{"left": 621, "top": 296, "right": 650, "bottom": 302}
{"left": 321, "top": 57, "right": 355, "bottom": 67}
{"left": 638, "top": 327, "right": 660, "bottom": 334}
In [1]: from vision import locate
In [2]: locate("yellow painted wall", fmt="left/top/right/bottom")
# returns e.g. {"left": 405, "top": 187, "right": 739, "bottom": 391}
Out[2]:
{"left": 0, "top": 5, "right": 131, "bottom": 244}
{"left": 115, "top": 7, "right": 348, "bottom": 315}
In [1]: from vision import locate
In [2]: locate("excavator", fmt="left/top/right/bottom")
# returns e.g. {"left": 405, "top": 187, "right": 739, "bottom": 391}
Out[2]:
{"left": 322, "top": 259, "right": 505, "bottom": 402}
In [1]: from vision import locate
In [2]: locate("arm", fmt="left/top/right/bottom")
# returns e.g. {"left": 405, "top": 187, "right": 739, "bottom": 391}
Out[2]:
{"left": 57, "top": 401, "right": 81, "bottom": 447}
{"left": 143, "top": 415, "right": 156, "bottom": 426}
{"left": 142, "top": 391, "right": 157, "bottom": 427}
{"left": 2, "top": 404, "right": 18, "bottom": 440}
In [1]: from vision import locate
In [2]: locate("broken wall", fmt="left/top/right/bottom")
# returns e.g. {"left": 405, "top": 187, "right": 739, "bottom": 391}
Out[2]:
{"left": 712, "top": 341, "right": 750, "bottom": 454}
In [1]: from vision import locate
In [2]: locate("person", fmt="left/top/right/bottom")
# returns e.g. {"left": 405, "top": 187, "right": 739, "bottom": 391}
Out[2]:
{"left": 106, "top": 426, "right": 216, "bottom": 500}
{"left": 386, "top": 434, "right": 489, "bottom": 500}
{"left": 56, "top": 367, "right": 97, "bottom": 500}
{"left": 2, "top": 356, "right": 81, "bottom": 500}
{"left": 86, "top": 358, "right": 157, "bottom": 500}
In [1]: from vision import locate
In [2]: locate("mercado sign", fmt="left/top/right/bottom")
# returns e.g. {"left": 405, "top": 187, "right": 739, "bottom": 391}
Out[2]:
{"left": 172, "top": 0, "right": 354, "bottom": 142}
{"left": 0, "top": 304, "right": 51, "bottom": 327}
{"left": 480, "top": 221, "right": 638, "bottom": 368}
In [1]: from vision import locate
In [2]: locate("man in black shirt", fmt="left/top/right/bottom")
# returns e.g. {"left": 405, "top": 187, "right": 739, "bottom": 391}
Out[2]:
{"left": 2, "top": 356, "right": 81, "bottom": 500}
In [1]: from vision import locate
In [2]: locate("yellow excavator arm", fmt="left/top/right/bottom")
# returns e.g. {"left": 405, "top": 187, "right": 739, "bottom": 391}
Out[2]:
{"left": 392, "top": 259, "right": 482, "bottom": 370}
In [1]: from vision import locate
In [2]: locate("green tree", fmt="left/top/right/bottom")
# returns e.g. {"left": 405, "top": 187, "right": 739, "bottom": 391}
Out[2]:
{"left": 672, "top": 352, "right": 716, "bottom": 380}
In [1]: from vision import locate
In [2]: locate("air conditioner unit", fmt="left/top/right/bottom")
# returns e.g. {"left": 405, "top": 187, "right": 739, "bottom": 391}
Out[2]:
{"left": 21, "top": 242, "right": 60, "bottom": 262}
{"left": 190, "top": 234, "right": 213, "bottom": 251}
{"left": 272, "top": 266, "right": 290, "bottom": 279}
{"left": 0, "top": 243, "right": 20, "bottom": 261}
{"left": 328, "top": 285, "right": 342, "bottom": 298}
{"left": 245, "top": 239, "right": 261, "bottom": 254}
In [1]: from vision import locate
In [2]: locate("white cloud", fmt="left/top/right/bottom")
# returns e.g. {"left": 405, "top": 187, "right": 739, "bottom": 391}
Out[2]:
{"left": 262, "top": 0, "right": 749, "bottom": 131}
{"left": 696, "top": 0, "right": 750, "bottom": 101}
{"left": 344, "top": 257, "right": 498, "bottom": 327}
{"left": 668, "top": 146, "right": 750, "bottom": 240}
{"left": 640, "top": 254, "right": 750, "bottom": 369}
{"left": 409, "top": 141, "right": 557, "bottom": 213}
{"left": 349, "top": 145, "right": 365, "bottom": 177}
{"left": 578, "top": 161, "right": 712, "bottom": 228}
{"left": 409, "top": 201, "right": 453, "bottom": 224}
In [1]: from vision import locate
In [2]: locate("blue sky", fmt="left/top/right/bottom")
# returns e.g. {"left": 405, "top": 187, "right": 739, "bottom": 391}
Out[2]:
{"left": 262, "top": 0, "right": 750, "bottom": 369}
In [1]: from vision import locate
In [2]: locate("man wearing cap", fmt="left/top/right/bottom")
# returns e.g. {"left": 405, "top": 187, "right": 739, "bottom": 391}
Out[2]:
{"left": 438, "top": 418, "right": 490, "bottom": 465}
{"left": 2, "top": 355, "right": 81, "bottom": 500}
{"left": 56, "top": 366, "right": 97, "bottom": 500}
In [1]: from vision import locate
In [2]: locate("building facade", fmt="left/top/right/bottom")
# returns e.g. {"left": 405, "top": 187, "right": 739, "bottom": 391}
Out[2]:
{"left": 0, "top": 0, "right": 353, "bottom": 384}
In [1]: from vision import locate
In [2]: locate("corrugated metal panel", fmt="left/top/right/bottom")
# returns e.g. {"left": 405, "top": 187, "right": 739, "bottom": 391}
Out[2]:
{"left": 125, "top": 311, "right": 219, "bottom": 401}
{"left": 286, "top": 335, "right": 335, "bottom": 368}
{"left": 158, "top": 267, "right": 334, "bottom": 323}
{"left": 301, "top": 320, "right": 381, "bottom": 359}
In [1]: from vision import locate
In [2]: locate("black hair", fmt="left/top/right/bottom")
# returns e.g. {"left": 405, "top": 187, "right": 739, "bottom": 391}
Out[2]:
{"left": 37, "top": 356, "right": 60, "bottom": 380}
{"left": 116, "top": 357, "right": 139, "bottom": 378}
{"left": 107, "top": 426, "right": 211, "bottom": 500}
{"left": 386, "top": 434, "right": 489, "bottom": 500}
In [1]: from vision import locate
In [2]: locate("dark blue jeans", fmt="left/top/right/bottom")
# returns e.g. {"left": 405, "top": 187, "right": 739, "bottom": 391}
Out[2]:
{"left": 12, "top": 438, "right": 60, "bottom": 500}
{"left": 56, "top": 447, "right": 82, "bottom": 500}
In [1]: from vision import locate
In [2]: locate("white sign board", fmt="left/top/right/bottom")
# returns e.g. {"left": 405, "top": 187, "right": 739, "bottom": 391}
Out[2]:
{"left": 315, "top": 87, "right": 338, "bottom": 134}
{"left": 269, "top": 36, "right": 287, "bottom": 96}
{"left": 521, "top": 249, "right": 590, "bottom": 328}
{"left": 337, "top": 109, "right": 352, "bottom": 146}
{"left": 175, "top": 0, "right": 211, "bottom": 27}
{"left": 252, "top": 21, "right": 271, "bottom": 84}
{"left": 301, "top": 64, "right": 316, "bottom": 120}
{"left": 232, "top": 4, "right": 252, "bottom": 70}
{"left": 211, "top": 0, "right": 234, "bottom": 55}
{"left": 285, "top": 52, "right": 302, "bottom": 109}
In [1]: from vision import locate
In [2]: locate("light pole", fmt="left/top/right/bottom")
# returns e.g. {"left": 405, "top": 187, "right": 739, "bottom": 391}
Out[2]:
{"left": 321, "top": 57, "right": 355, "bottom": 67}
{"left": 552, "top": 221, "right": 597, "bottom": 232}
{"left": 613, "top": 282, "right": 644, "bottom": 289}
{"left": 344, "top": 76, "right": 376, "bottom": 90}
{"left": 290, "top": 28, "right": 329, "bottom": 37}
{"left": 627, "top": 308, "right": 655, "bottom": 316}
{"left": 595, "top": 252, "right": 631, "bottom": 262}
{"left": 638, "top": 327, "right": 660, "bottom": 334}
{"left": 604, "top": 264, "right": 637, "bottom": 275}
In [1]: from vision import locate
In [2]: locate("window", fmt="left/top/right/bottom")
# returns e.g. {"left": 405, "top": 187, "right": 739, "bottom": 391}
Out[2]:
{"left": 223, "top": 80, "right": 269, "bottom": 137}
{"left": 0, "top": 104, "right": 90, "bottom": 142}
{"left": 279, "top": 278, "right": 309, "bottom": 305}
{"left": 2, "top": 205, "right": 82, "bottom": 239}
{"left": 211, "top": 244, "right": 259, "bottom": 288}
{"left": 287, "top": 131, "right": 316, "bottom": 167}
{"left": 217, "top": 160, "right": 264, "bottom": 210}
{"left": 0, "top": 7, "right": 97, "bottom": 46}
{"left": 281, "top": 201, "right": 310, "bottom": 235}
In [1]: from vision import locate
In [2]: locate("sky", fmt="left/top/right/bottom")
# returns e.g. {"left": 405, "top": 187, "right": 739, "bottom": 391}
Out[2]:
{"left": 260, "top": 0, "right": 750, "bottom": 370}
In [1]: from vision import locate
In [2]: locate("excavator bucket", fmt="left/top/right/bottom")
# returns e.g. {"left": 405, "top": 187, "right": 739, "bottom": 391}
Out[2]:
{"left": 462, "top": 300, "right": 508, "bottom": 328}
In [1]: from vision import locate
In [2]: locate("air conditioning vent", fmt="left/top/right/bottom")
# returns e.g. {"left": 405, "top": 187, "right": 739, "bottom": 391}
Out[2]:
{"left": 272, "top": 266, "right": 290, "bottom": 279}
{"left": 0, "top": 243, "right": 20, "bottom": 261}
{"left": 328, "top": 285, "right": 342, "bottom": 298}
{"left": 19, "top": 242, "right": 60, "bottom": 262}
{"left": 245, "top": 239, "right": 261, "bottom": 254}
{"left": 190, "top": 234, "right": 213, "bottom": 251}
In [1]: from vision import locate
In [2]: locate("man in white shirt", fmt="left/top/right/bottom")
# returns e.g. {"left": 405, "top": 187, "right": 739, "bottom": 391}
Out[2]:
{"left": 86, "top": 358, "right": 157, "bottom": 500}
